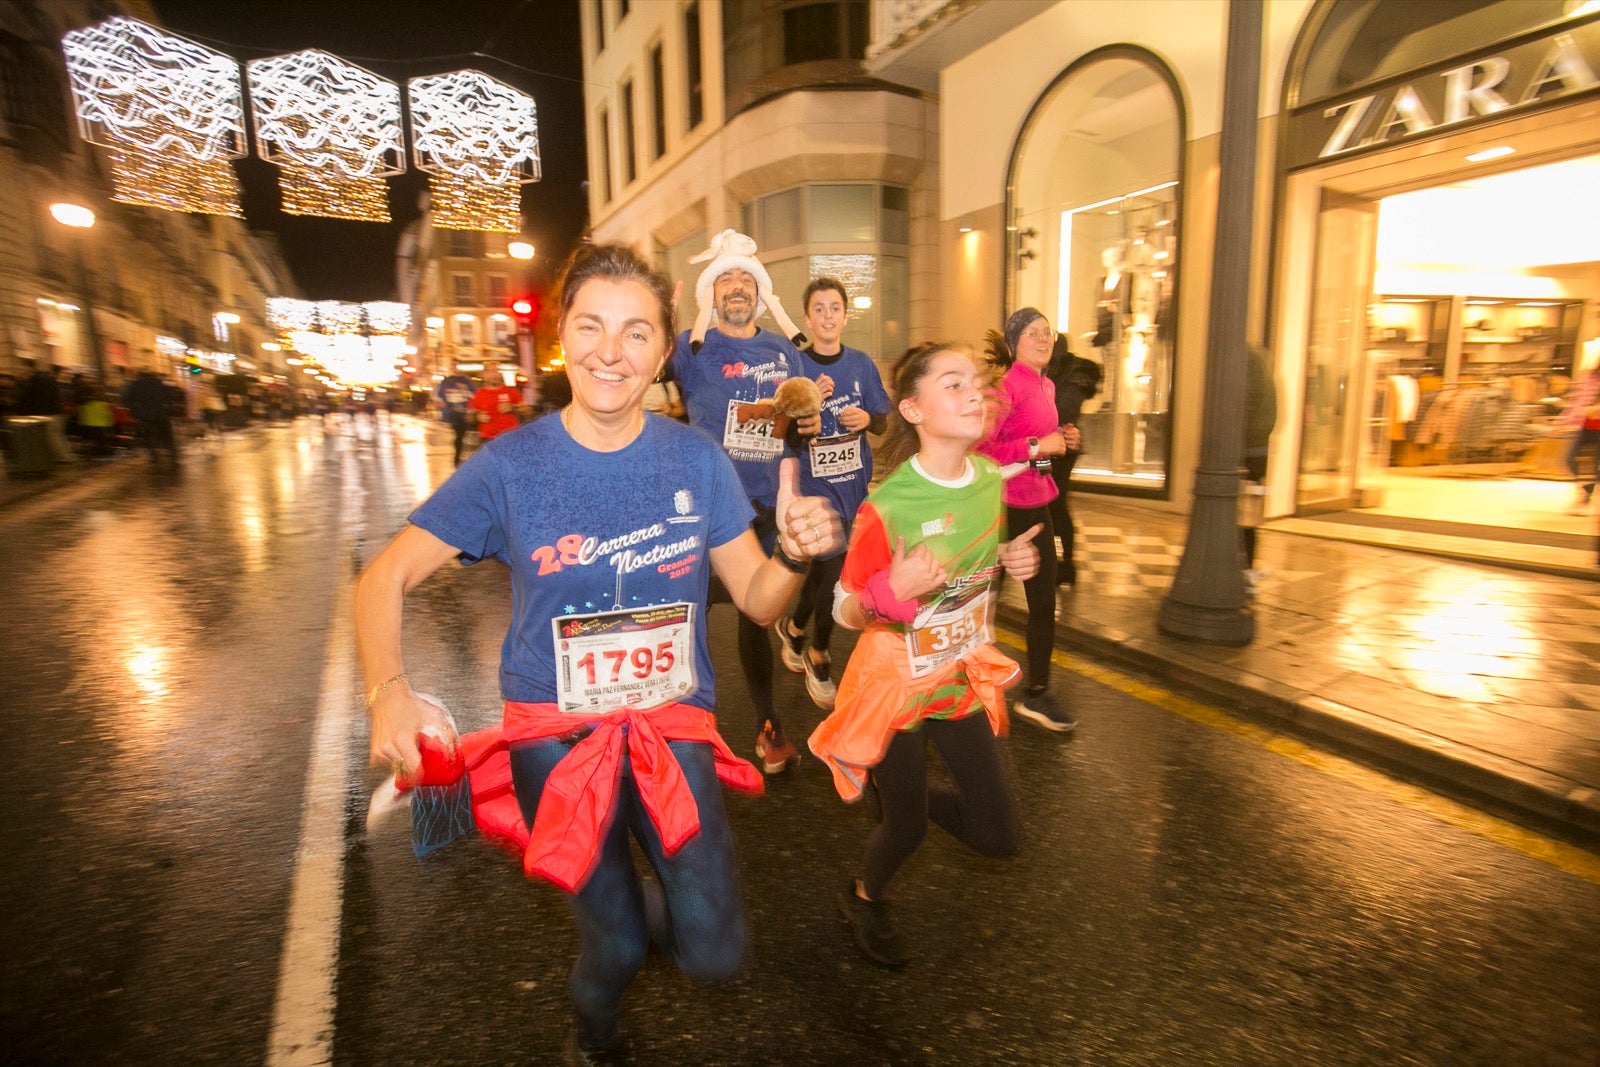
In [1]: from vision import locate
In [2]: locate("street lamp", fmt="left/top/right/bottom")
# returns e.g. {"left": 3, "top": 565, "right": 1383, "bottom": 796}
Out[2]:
{"left": 48, "top": 200, "right": 106, "bottom": 385}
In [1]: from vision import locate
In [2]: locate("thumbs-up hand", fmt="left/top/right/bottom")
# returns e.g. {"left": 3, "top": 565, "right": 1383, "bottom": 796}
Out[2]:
{"left": 775, "top": 456, "right": 842, "bottom": 561}
{"left": 998, "top": 523, "right": 1041, "bottom": 581}
{"left": 888, "top": 536, "right": 948, "bottom": 601}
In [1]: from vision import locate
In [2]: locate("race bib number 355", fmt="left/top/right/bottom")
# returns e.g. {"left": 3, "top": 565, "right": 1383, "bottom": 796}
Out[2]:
{"left": 906, "top": 588, "right": 992, "bottom": 679}
{"left": 552, "top": 603, "right": 697, "bottom": 714}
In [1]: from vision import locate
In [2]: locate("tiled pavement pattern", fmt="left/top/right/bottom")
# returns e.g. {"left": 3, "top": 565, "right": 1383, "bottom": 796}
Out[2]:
{"left": 996, "top": 495, "right": 1600, "bottom": 839}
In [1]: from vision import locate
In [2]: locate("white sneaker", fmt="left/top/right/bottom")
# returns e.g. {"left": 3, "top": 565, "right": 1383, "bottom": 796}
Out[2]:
{"left": 774, "top": 615, "right": 806, "bottom": 673}
{"left": 803, "top": 652, "right": 837, "bottom": 709}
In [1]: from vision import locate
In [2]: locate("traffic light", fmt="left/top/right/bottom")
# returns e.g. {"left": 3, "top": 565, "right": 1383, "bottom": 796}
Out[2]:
{"left": 184, "top": 354, "right": 202, "bottom": 375}
{"left": 510, "top": 294, "right": 541, "bottom": 326}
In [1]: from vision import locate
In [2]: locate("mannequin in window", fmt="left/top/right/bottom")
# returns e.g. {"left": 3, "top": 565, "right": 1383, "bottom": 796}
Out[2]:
{"left": 1089, "top": 244, "right": 1130, "bottom": 349}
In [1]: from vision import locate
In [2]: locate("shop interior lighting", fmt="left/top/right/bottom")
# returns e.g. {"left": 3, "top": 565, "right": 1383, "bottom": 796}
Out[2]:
{"left": 61, "top": 17, "right": 246, "bottom": 216}
{"left": 1465, "top": 145, "right": 1515, "bottom": 163}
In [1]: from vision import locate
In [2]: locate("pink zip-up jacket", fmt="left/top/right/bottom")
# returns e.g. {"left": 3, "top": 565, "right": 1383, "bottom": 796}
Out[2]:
{"left": 977, "top": 360, "right": 1059, "bottom": 508}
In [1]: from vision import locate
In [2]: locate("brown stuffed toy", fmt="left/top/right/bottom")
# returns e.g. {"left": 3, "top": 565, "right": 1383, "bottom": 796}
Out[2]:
{"left": 734, "top": 375, "right": 822, "bottom": 438}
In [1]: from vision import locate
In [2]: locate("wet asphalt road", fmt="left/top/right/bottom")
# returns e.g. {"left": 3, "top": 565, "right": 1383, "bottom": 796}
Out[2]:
{"left": 1, "top": 415, "right": 1597, "bottom": 1066}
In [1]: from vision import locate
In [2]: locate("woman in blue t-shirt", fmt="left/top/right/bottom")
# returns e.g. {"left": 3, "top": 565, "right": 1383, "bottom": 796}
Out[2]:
{"left": 354, "top": 244, "right": 843, "bottom": 1063}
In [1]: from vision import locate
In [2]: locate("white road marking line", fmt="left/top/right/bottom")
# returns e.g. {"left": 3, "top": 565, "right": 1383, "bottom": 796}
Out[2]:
{"left": 266, "top": 564, "right": 356, "bottom": 1064}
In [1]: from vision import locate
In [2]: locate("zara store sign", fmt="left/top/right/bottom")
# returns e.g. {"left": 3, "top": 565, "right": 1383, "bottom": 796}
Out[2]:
{"left": 1286, "top": 20, "right": 1600, "bottom": 169}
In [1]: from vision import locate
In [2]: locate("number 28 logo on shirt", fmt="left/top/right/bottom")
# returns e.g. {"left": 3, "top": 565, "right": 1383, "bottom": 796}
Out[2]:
{"left": 530, "top": 533, "right": 585, "bottom": 575}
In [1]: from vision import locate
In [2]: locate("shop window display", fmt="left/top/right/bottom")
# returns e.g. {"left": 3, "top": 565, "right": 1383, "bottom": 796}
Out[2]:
{"left": 1006, "top": 51, "right": 1183, "bottom": 492}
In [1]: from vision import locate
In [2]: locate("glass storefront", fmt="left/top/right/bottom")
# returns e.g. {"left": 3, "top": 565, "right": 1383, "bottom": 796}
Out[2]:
{"left": 1276, "top": 0, "right": 1600, "bottom": 547}
{"left": 1005, "top": 49, "right": 1184, "bottom": 494}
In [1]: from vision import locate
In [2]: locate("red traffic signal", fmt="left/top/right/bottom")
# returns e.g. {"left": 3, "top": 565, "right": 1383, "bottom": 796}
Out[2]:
{"left": 511, "top": 295, "right": 540, "bottom": 322}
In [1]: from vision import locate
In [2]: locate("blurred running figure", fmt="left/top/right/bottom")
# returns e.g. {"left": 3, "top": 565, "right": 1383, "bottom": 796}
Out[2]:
{"left": 775, "top": 277, "right": 890, "bottom": 710}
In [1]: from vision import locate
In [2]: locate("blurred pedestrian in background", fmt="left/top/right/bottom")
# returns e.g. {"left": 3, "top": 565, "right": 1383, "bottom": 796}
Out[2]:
{"left": 469, "top": 359, "right": 525, "bottom": 444}
{"left": 1241, "top": 345, "right": 1278, "bottom": 588}
{"left": 435, "top": 365, "right": 476, "bottom": 466}
{"left": 1043, "top": 335, "right": 1101, "bottom": 589}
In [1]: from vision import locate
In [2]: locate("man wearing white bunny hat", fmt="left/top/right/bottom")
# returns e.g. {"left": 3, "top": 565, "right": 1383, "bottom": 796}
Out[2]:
{"left": 670, "top": 229, "right": 814, "bottom": 776}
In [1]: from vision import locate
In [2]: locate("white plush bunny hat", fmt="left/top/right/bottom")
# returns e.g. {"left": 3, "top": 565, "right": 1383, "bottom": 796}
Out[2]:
{"left": 688, "top": 228, "right": 806, "bottom": 351}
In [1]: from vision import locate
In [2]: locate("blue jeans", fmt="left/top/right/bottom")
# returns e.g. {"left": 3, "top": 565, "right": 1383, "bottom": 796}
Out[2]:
{"left": 510, "top": 737, "right": 746, "bottom": 1048}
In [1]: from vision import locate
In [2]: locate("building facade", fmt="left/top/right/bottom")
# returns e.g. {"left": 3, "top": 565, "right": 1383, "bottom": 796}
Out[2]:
{"left": 580, "top": 0, "right": 942, "bottom": 379}
{"left": 585, "top": 0, "right": 1600, "bottom": 558}
{"left": 885, "top": 0, "right": 1600, "bottom": 554}
{"left": 0, "top": 0, "right": 297, "bottom": 395}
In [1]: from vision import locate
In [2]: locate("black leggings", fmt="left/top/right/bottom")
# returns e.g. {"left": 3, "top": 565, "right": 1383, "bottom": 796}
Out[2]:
{"left": 791, "top": 552, "right": 844, "bottom": 655}
{"left": 1046, "top": 453, "right": 1079, "bottom": 568}
{"left": 863, "top": 713, "right": 1018, "bottom": 899}
{"left": 1006, "top": 503, "right": 1057, "bottom": 691}
{"left": 1241, "top": 454, "right": 1267, "bottom": 567}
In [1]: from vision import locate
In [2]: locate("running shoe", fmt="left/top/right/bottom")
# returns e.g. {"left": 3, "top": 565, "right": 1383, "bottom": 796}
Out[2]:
{"left": 775, "top": 614, "right": 806, "bottom": 673}
{"left": 804, "top": 651, "right": 837, "bottom": 709}
{"left": 754, "top": 721, "right": 800, "bottom": 774}
{"left": 564, "top": 1027, "right": 628, "bottom": 1066}
{"left": 838, "top": 879, "right": 907, "bottom": 968}
{"left": 1015, "top": 688, "right": 1077, "bottom": 733}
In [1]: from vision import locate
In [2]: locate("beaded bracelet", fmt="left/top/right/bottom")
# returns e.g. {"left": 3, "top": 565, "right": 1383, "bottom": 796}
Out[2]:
{"left": 365, "top": 672, "right": 410, "bottom": 710}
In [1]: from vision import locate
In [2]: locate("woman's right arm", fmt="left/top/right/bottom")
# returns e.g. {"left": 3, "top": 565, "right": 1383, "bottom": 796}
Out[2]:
{"left": 354, "top": 524, "right": 465, "bottom": 774}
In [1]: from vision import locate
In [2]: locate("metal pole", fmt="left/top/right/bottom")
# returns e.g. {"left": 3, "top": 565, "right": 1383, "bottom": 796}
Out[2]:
{"left": 73, "top": 242, "right": 107, "bottom": 386}
{"left": 1157, "top": 0, "right": 1263, "bottom": 646}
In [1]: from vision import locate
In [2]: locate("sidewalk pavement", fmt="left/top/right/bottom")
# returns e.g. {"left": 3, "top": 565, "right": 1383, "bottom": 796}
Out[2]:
{"left": 9, "top": 433, "right": 1600, "bottom": 841}
{"left": 997, "top": 495, "right": 1600, "bottom": 841}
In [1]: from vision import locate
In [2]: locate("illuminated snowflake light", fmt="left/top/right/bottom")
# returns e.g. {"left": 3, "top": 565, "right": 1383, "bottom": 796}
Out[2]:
{"left": 62, "top": 17, "right": 246, "bottom": 216}
{"left": 408, "top": 70, "right": 539, "bottom": 232}
{"left": 247, "top": 50, "right": 404, "bottom": 222}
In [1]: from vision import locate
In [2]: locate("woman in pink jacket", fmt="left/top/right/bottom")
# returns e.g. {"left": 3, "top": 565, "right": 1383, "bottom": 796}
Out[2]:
{"left": 978, "top": 307, "right": 1080, "bottom": 733}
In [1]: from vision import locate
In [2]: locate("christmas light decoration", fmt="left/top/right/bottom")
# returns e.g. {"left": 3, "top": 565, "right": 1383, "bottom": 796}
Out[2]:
{"left": 61, "top": 17, "right": 246, "bottom": 216}
{"left": 247, "top": 50, "right": 404, "bottom": 223}
{"left": 408, "top": 70, "right": 540, "bottom": 233}
{"left": 267, "top": 298, "right": 412, "bottom": 386}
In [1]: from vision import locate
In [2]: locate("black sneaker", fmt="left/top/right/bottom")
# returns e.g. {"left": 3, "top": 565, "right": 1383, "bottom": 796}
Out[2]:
{"left": 565, "top": 1026, "right": 628, "bottom": 1066}
{"left": 839, "top": 879, "right": 907, "bottom": 968}
{"left": 774, "top": 614, "right": 806, "bottom": 673}
{"left": 1015, "top": 688, "right": 1077, "bottom": 733}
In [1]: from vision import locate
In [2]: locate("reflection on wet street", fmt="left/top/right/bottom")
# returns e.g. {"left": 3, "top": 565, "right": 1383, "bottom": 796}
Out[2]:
{"left": 1, "top": 414, "right": 1596, "bottom": 1065}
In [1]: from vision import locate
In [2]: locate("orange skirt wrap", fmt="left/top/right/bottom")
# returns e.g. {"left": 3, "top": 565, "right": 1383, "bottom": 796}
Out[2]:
{"left": 806, "top": 628, "right": 1019, "bottom": 802}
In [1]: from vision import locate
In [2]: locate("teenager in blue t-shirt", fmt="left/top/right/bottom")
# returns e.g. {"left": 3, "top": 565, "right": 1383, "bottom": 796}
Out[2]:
{"left": 776, "top": 277, "right": 891, "bottom": 710}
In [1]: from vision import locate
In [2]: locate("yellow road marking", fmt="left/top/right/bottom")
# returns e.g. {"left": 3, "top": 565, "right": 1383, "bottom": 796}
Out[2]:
{"left": 995, "top": 626, "right": 1600, "bottom": 886}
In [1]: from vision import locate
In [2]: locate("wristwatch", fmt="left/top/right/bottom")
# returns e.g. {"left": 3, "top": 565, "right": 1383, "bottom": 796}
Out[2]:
{"left": 1027, "top": 437, "right": 1040, "bottom": 459}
